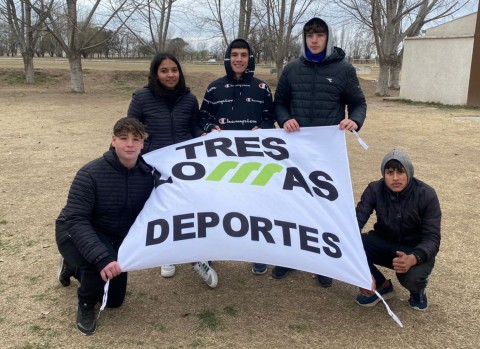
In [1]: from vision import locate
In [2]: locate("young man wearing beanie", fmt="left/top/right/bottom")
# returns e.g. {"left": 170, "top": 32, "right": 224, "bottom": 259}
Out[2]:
{"left": 271, "top": 17, "right": 367, "bottom": 286}
{"left": 355, "top": 148, "right": 441, "bottom": 311}
{"left": 200, "top": 38, "right": 275, "bottom": 276}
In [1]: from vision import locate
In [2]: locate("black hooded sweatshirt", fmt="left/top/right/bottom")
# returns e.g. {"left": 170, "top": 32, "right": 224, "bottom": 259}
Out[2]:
{"left": 200, "top": 39, "right": 274, "bottom": 131}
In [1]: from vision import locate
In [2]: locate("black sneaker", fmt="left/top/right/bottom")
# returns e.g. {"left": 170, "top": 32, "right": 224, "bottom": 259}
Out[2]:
{"left": 76, "top": 303, "right": 97, "bottom": 335}
{"left": 271, "top": 266, "right": 292, "bottom": 279}
{"left": 57, "top": 256, "right": 74, "bottom": 287}
{"left": 316, "top": 274, "right": 333, "bottom": 288}
{"left": 408, "top": 289, "right": 428, "bottom": 311}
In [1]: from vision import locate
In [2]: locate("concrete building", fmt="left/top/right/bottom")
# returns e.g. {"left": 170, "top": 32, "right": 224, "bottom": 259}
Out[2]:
{"left": 400, "top": 12, "right": 480, "bottom": 106}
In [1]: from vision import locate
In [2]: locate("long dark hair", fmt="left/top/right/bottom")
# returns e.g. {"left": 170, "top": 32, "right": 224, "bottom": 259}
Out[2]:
{"left": 147, "top": 52, "right": 187, "bottom": 96}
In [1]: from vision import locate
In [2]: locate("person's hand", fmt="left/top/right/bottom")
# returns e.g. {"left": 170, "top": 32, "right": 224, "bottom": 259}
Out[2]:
{"left": 213, "top": 125, "right": 221, "bottom": 131}
{"left": 359, "top": 275, "right": 376, "bottom": 296}
{"left": 392, "top": 251, "right": 417, "bottom": 273}
{"left": 339, "top": 119, "right": 358, "bottom": 131}
{"left": 100, "top": 261, "right": 122, "bottom": 282}
{"left": 251, "top": 126, "right": 260, "bottom": 131}
{"left": 283, "top": 119, "right": 300, "bottom": 132}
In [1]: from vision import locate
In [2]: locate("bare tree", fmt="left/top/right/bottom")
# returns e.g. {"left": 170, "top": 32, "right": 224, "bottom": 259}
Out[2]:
{"left": 257, "top": 0, "right": 321, "bottom": 78}
{"left": 337, "top": 0, "right": 469, "bottom": 96}
{"left": 30, "top": 0, "right": 133, "bottom": 93}
{"left": 1, "top": 0, "right": 45, "bottom": 83}
{"left": 122, "top": 0, "right": 177, "bottom": 54}
{"left": 238, "top": 0, "right": 252, "bottom": 39}
{"left": 194, "top": 0, "right": 236, "bottom": 46}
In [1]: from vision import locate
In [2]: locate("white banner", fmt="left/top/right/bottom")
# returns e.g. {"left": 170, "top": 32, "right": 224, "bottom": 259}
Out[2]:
{"left": 118, "top": 126, "right": 372, "bottom": 290}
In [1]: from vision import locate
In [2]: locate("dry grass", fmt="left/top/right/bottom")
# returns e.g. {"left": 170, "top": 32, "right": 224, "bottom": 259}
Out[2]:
{"left": 0, "top": 58, "right": 479, "bottom": 349}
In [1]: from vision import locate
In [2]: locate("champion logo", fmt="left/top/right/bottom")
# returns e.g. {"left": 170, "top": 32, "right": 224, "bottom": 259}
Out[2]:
{"left": 326, "top": 78, "right": 333, "bottom": 83}
{"left": 225, "top": 84, "right": 235, "bottom": 88}
{"left": 218, "top": 118, "right": 226, "bottom": 124}
{"left": 258, "top": 83, "right": 271, "bottom": 93}
{"left": 246, "top": 98, "right": 263, "bottom": 104}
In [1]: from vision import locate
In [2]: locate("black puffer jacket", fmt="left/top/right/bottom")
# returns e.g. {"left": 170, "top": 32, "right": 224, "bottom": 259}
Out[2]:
{"left": 56, "top": 150, "right": 153, "bottom": 271}
{"left": 275, "top": 18, "right": 366, "bottom": 129}
{"left": 356, "top": 149, "right": 441, "bottom": 263}
{"left": 128, "top": 87, "right": 203, "bottom": 153}
{"left": 200, "top": 39, "right": 274, "bottom": 131}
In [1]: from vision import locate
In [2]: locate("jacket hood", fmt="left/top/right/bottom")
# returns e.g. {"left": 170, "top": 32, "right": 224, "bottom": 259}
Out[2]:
{"left": 224, "top": 38, "right": 255, "bottom": 81}
{"left": 300, "top": 17, "right": 334, "bottom": 60}
{"left": 381, "top": 148, "right": 414, "bottom": 184}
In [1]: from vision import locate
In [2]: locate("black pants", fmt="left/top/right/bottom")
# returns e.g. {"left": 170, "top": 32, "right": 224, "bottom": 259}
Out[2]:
{"left": 56, "top": 220, "right": 127, "bottom": 307}
{"left": 361, "top": 230, "right": 435, "bottom": 293}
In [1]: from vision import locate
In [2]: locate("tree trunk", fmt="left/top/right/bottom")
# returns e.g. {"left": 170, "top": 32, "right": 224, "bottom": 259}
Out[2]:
{"left": 389, "top": 65, "right": 401, "bottom": 90}
{"left": 238, "top": 0, "right": 246, "bottom": 38}
{"left": 69, "top": 56, "right": 85, "bottom": 93}
{"left": 22, "top": 52, "right": 35, "bottom": 84}
{"left": 389, "top": 50, "right": 402, "bottom": 90}
{"left": 375, "top": 62, "right": 390, "bottom": 96}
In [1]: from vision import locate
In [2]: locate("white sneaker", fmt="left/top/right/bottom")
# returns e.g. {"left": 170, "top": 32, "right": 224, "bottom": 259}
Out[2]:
{"left": 193, "top": 261, "right": 218, "bottom": 288}
{"left": 160, "top": 264, "right": 176, "bottom": 278}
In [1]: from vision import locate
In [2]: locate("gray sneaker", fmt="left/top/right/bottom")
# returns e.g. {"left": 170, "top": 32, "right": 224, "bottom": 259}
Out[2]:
{"left": 193, "top": 261, "right": 218, "bottom": 288}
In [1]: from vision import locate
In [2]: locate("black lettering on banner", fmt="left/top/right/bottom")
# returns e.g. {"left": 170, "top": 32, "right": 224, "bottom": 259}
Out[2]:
{"left": 310, "top": 171, "right": 339, "bottom": 201}
{"left": 250, "top": 216, "right": 275, "bottom": 243}
{"left": 235, "top": 137, "right": 263, "bottom": 157}
{"left": 176, "top": 141, "right": 204, "bottom": 159}
{"left": 172, "top": 162, "right": 205, "bottom": 180}
{"left": 197, "top": 212, "right": 220, "bottom": 238}
{"left": 223, "top": 212, "right": 249, "bottom": 237}
{"left": 146, "top": 219, "right": 169, "bottom": 246}
{"left": 262, "top": 137, "right": 289, "bottom": 160}
{"left": 273, "top": 220, "right": 296, "bottom": 246}
{"left": 283, "top": 167, "right": 313, "bottom": 196}
{"left": 173, "top": 213, "right": 196, "bottom": 241}
{"left": 322, "top": 232, "right": 342, "bottom": 258}
{"left": 205, "top": 138, "right": 236, "bottom": 157}
{"left": 153, "top": 169, "right": 173, "bottom": 189}
{"left": 299, "top": 225, "right": 320, "bottom": 253}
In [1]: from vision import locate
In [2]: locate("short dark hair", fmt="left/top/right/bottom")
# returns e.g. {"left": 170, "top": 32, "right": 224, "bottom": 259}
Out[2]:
{"left": 304, "top": 18, "right": 328, "bottom": 35}
{"left": 147, "top": 52, "right": 186, "bottom": 92}
{"left": 113, "top": 117, "right": 148, "bottom": 140}
{"left": 230, "top": 39, "right": 249, "bottom": 51}
{"left": 383, "top": 159, "right": 405, "bottom": 173}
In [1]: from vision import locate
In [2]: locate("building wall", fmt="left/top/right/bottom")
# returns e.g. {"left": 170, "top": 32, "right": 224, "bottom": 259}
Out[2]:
{"left": 400, "top": 36, "right": 474, "bottom": 105}
{"left": 426, "top": 13, "right": 477, "bottom": 36}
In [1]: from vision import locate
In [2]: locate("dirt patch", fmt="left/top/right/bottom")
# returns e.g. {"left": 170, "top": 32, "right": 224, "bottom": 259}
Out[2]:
{"left": 0, "top": 64, "right": 479, "bottom": 349}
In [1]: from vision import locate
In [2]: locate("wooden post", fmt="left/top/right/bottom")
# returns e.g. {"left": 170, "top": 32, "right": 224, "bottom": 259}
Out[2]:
{"left": 467, "top": 7, "right": 480, "bottom": 107}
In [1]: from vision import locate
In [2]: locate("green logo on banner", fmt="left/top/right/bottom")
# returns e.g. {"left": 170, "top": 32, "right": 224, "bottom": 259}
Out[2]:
{"left": 205, "top": 161, "right": 284, "bottom": 186}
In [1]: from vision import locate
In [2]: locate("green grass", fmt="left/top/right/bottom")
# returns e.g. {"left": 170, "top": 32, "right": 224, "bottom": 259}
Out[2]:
{"left": 0, "top": 70, "right": 62, "bottom": 85}
{"left": 110, "top": 70, "right": 146, "bottom": 92}
{"left": 197, "top": 309, "right": 224, "bottom": 330}
{"left": 398, "top": 98, "right": 480, "bottom": 110}
{"left": 20, "top": 343, "right": 52, "bottom": 349}
{"left": 288, "top": 323, "right": 309, "bottom": 333}
{"left": 190, "top": 339, "right": 206, "bottom": 348}
{"left": 223, "top": 305, "right": 237, "bottom": 316}
{"left": 0, "top": 219, "right": 7, "bottom": 224}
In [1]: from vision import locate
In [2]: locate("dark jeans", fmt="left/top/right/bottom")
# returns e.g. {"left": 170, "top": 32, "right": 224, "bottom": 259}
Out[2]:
{"left": 361, "top": 230, "right": 435, "bottom": 293}
{"left": 56, "top": 220, "right": 127, "bottom": 307}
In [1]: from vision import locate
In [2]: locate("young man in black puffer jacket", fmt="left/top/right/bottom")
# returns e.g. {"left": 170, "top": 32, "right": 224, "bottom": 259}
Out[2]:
{"left": 55, "top": 118, "right": 154, "bottom": 335}
{"left": 271, "top": 17, "right": 367, "bottom": 287}
{"left": 354, "top": 148, "right": 441, "bottom": 311}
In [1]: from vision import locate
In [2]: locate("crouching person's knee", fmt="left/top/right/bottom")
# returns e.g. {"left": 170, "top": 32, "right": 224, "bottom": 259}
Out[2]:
{"left": 397, "top": 266, "right": 431, "bottom": 293}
